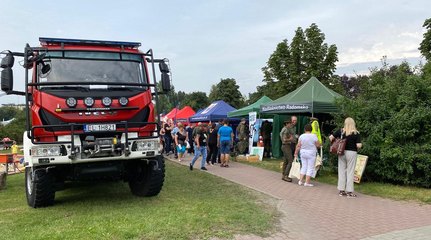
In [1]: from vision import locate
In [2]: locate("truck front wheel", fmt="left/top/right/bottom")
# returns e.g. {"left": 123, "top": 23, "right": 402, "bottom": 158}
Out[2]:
{"left": 128, "top": 156, "right": 165, "bottom": 197}
{"left": 25, "top": 167, "right": 55, "bottom": 208}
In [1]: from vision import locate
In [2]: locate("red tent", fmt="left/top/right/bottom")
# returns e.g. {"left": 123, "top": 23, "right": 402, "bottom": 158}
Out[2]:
{"left": 164, "top": 108, "right": 179, "bottom": 120}
{"left": 175, "top": 106, "right": 196, "bottom": 122}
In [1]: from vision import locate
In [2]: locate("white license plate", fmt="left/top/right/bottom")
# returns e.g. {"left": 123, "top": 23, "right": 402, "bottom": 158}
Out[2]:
{"left": 84, "top": 124, "right": 116, "bottom": 132}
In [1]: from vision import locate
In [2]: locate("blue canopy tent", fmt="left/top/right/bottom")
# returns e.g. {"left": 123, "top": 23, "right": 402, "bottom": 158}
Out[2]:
{"left": 189, "top": 100, "right": 239, "bottom": 122}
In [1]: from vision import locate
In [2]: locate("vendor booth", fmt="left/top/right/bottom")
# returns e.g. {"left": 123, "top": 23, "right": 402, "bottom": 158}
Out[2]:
{"left": 260, "top": 77, "right": 343, "bottom": 158}
{"left": 227, "top": 96, "right": 272, "bottom": 118}
{"left": 189, "top": 100, "right": 238, "bottom": 122}
{"left": 175, "top": 106, "right": 196, "bottom": 124}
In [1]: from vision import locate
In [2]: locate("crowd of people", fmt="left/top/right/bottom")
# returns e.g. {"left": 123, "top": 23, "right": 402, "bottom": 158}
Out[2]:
{"left": 160, "top": 115, "right": 362, "bottom": 198}
{"left": 159, "top": 119, "right": 237, "bottom": 171}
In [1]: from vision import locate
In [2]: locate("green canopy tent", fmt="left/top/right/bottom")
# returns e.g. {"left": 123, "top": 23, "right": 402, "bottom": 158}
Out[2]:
{"left": 260, "top": 77, "right": 343, "bottom": 158}
{"left": 227, "top": 96, "right": 273, "bottom": 117}
{"left": 260, "top": 77, "right": 342, "bottom": 116}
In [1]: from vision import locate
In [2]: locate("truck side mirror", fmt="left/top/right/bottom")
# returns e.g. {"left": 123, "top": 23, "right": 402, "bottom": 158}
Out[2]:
{"left": 1, "top": 68, "right": 13, "bottom": 92}
{"left": 0, "top": 53, "right": 15, "bottom": 68}
{"left": 159, "top": 61, "right": 170, "bottom": 73}
{"left": 161, "top": 73, "right": 171, "bottom": 92}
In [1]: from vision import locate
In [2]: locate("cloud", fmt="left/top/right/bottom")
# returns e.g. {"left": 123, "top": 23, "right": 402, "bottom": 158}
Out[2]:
{"left": 338, "top": 30, "right": 424, "bottom": 67}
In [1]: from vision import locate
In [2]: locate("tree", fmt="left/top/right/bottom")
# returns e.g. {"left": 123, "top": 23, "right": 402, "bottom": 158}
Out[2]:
{"left": 0, "top": 106, "right": 19, "bottom": 121}
{"left": 208, "top": 78, "right": 244, "bottom": 108}
{"left": 180, "top": 91, "right": 209, "bottom": 110}
{"left": 156, "top": 82, "right": 177, "bottom": 115}
{"left": 0, "top": 109, "right": 25, "bottom": 143}
{"left": 339, "top": 74, "right": 370, "bottom": 99}
{"left": 259, "top": 23, "right": 339, "bottom": 99}
{"left": 419, "top": 18, "right": 431, "bottom": 61}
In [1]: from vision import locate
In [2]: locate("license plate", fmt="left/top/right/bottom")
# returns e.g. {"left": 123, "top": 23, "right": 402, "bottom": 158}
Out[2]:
{"left": 84, "top": 124, "right": 116, "bottom": 132}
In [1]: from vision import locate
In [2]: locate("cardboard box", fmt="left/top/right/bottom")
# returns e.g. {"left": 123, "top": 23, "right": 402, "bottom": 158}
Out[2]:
{"left": 236, "top": 155, "right": 248, "bottom": 162}
{"left": 247, "top": 155, "right": 260, "bottom": 162}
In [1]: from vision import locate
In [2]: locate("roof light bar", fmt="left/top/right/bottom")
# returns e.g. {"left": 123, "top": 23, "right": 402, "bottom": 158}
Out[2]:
{"left": 39, "top": 37, "right": 141, "bottom": 48}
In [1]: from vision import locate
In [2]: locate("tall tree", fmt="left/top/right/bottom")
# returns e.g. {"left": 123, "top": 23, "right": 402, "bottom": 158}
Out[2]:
{"left": 419, "top": 18, "right": 431, "bottom": 61}
{"left": 156, "top": 82, "right": 177, "bottom": 115}
{"left": 181, "top": 91, "right": 209, "bottom": 110}
{"left": 259, "top": 23, "right": 339, "bottom": 99}
{"left": 208, "top": 78, "right": 244, "bottom": 109}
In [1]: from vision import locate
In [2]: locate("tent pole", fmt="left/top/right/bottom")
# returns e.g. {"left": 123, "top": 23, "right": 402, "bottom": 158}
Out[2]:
{"left": 312, "top": 82, "right": 314, "bottom": 117}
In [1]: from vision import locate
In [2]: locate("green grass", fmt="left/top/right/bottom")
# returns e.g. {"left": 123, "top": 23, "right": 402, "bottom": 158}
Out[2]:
{"left": 236, "top": 157, "right": 431, "bottom": 204}
{"left": 0, "top": 161, "right": 277, "bottom": 240}
{"left": 0, "top": 149, "right": 23, "bottom": 154}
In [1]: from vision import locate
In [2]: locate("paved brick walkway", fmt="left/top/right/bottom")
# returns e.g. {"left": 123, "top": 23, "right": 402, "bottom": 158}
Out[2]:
{"left": 166, "top": 154, "right": 431, "bottom": 240}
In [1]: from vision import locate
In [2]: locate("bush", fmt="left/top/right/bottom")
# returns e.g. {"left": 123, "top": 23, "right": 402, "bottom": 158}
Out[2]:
{"left": 334, "top": 62, "right": 431, "bottom": 188}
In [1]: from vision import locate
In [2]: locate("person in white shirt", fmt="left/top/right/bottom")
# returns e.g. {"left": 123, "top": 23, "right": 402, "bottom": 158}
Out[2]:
{"left": 294, "top": 124, "right": 321, "bottom": 187}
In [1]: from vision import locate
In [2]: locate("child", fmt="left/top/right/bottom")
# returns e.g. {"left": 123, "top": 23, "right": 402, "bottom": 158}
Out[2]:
{"left": 11, "top": 141, "right": 19, "bottom": 162}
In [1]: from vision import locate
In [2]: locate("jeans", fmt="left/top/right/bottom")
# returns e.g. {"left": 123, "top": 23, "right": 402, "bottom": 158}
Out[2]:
{"left": 191, "top": 146, "right": 208, "bottom": 169}
{"left": 164, "top": 135, "right": 172, "bottom": 154}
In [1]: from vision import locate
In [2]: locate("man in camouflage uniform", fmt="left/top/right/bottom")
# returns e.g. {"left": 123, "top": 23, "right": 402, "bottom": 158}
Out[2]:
{"left": 280, "top": 120, "right": 294, "bottom": 182}
{"left": 236, "top": 118, "right": 249, "bottom": 154}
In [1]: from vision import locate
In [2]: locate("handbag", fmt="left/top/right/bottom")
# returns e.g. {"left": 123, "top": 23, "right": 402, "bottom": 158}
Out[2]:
{"left": 312, "top": 154, "right": 322, "bottom": 178}
{"left": 330, "top": 132, "right": 346, "bottom": 155}
{"left": 288, "top": 157, "right": 301, "bottom": 179}
{"left": 185, "top": 141, "right": 190, "bottom": 149}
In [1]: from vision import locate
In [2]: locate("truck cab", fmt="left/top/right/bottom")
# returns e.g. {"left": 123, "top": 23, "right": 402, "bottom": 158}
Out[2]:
{"left": 0, "top": 37, "right": 171, "bottom": 207}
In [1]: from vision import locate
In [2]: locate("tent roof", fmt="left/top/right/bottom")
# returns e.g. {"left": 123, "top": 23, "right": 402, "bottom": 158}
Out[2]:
{"left": 189, "top": 100, "right": 237, "bottom": 122}
{"left": 164, "top": 108, "right": 179, "bottom": 120}
{"left": 260, "top": 77, "right": 343, "bottom": 114}
{"left": 175, "top": 106, "right": 196, "bottom": 119}
{"left": 227, "top": 96, "right": 273, "bottom": 117}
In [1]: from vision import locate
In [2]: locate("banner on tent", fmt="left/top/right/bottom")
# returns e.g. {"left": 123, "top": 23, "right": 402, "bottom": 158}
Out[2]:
{"left": 248, "top": 112, "right": 257, "bottom": 154}
{"left": 261, "top": 103, "right": 311, "bottom": 113}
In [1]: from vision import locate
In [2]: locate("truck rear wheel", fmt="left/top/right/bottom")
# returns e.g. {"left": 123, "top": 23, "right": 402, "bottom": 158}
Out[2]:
{"left": 25, "top": 167, "right": 55, "bottom": 208}
{"left": 128, "top": 156, "right": 165, "bottom": 197}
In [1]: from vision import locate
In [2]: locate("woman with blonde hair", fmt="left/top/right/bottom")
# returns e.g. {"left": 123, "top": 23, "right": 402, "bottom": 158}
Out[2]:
{"left": 329, "top": 117, "right": 362, "bottom": 198}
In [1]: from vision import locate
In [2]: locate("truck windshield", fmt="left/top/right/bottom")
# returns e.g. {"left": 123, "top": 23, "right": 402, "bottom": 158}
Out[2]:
{"left": 38, "top": 51, "right": 146, "bottom": 89}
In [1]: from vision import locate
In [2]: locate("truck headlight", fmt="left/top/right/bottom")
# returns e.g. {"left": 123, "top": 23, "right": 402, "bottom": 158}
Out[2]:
{"left": 31, "top": 146, "right": 62, "bottom": 157}
{"left": 134, "top": 139, "right": 159, "bottom": 151}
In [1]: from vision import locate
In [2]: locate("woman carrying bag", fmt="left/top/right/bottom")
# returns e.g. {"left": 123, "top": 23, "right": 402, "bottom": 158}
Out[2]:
{"left": 329, "top": 117, "right": 362, "bottom": 198}
{"left": 294, "top": 124, "right": 321, "bottom": 187}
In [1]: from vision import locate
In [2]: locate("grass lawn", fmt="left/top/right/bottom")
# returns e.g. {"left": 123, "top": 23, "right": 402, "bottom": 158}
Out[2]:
{"left": 238, "top": 157, "right": 431, "bottom": 204}
{"left": 0, "top": 161, "right": 277, "bottom": 240}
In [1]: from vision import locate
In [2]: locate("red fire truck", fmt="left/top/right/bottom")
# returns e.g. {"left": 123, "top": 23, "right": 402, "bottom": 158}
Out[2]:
{"left": 0, "top": 37, "right": 171, "bottom": 207}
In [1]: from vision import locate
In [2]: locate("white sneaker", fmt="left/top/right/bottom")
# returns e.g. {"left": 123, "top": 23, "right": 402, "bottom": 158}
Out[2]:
{"left": 304, "top": 183, "right": 314, "bottom": 187}
{"left": 298, "top": 181, "right": 303, "bottom": 186}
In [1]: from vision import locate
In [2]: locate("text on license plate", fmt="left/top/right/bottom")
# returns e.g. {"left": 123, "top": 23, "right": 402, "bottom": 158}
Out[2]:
{"left": 84, "top": 124, "right": 116, "bottom": 132}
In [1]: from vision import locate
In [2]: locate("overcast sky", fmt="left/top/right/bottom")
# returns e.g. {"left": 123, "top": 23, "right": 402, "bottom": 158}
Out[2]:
{"left": 0, "top": 0, "right": 430, "bottom": 104}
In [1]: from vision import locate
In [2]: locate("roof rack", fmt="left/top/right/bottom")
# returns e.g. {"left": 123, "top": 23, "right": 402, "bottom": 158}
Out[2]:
{"left": 39, "top": 37, "right": 141, "bottom": 48}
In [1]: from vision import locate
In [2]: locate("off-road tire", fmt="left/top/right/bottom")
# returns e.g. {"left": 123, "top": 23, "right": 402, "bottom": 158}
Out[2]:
{"left": 128, "top": 156, "right": 165, "bottom": 197}
{"left": 25, "top": 167, "right": 55, "bottom": 208}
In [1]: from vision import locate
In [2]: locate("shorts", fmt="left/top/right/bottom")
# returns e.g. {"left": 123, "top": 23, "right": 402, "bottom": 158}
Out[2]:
{"left": 176, "top": 144, "right": 186, "bottom": 154}
{"left": 220, "top": 140, "right": 231, "bottom": 154}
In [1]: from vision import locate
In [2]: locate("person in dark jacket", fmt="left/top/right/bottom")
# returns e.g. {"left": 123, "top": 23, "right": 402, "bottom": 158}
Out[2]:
{"left": 207, "top": 123, "right": 219, "bottom": 165}
{"left": 260, "top": 120, "right": 272, "bottom": 158}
